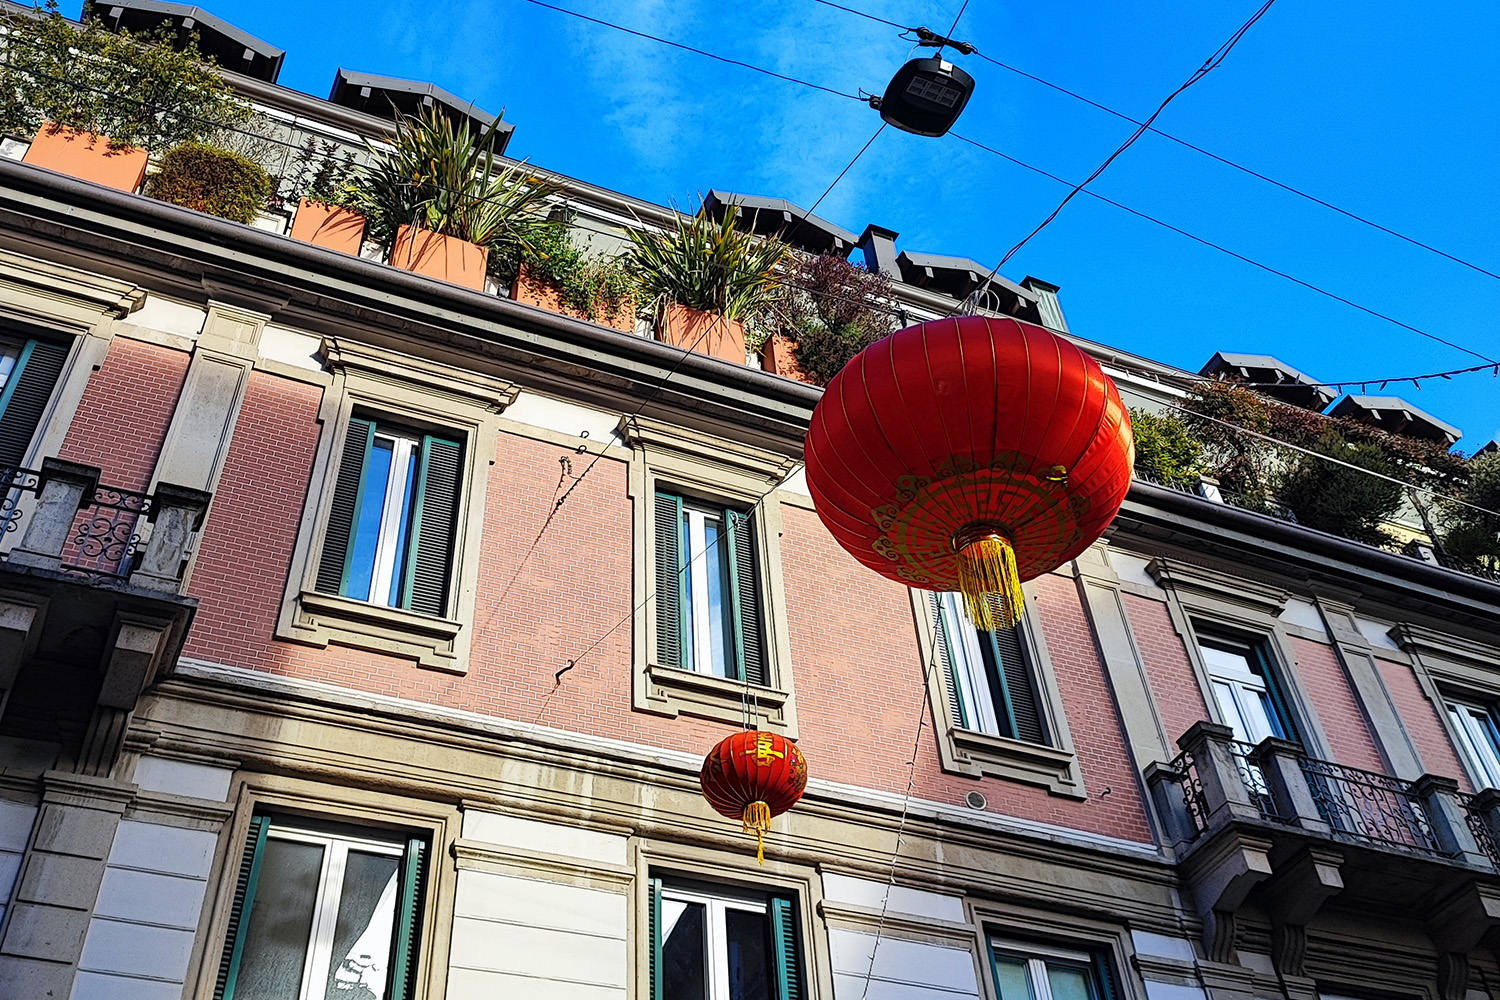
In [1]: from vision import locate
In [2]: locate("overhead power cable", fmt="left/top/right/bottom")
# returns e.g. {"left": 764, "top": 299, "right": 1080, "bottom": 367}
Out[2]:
{"left": 1226, "top": 361, "right": 1500, "bottom": 394}
{"left": 517, "top": 0, "right": 865, "bottom": 100}
{"left": 950, "top": 131, "right": 1498, "bottom": 365}
{"left": 965, "top": 0, "right": 1280, "bottom": 294}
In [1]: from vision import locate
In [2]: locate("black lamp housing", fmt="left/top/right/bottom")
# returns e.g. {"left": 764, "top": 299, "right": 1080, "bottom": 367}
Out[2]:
{"left": 875, "top": 56, "right": 976, "bottom": 137}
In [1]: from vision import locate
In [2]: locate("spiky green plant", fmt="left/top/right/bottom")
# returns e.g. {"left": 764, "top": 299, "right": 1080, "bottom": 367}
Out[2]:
{"left": 626, "top": 204, "right": 788, "bottom": 322}
{"left": 349, "top": 107, "right": 557, "bottom": 255}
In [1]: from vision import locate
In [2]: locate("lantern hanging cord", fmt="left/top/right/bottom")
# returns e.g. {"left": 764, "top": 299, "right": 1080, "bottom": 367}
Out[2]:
{"left": 951, "top": 0, "right": 1281, "bottom": 316}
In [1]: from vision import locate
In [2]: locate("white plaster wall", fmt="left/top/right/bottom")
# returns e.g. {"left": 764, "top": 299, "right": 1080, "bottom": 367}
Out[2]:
{"left": 1106, "top": 550, "right": 1160, "bottom": 590}
{"left": 0, "top": 798, "right": 37, "bottom": 933}
{"left": 829, "top": 928, "right": 980, "bottom": 1000}
{"left": 258, "top": 325, "right": 325, "bottom": 371}
{"left": 1144, "top": 982, "right": 1208, "bottom": 1000}
{"left": 822, "top": 873, "right": 965, "bottom": 923}
{"left": 446, "top": 870, "right": 627, "bottom": 1000}
{"left": 70, "top": 820, "right": 218, "bottom": 1000}
{"left": 1130, "top": 929, "right": 1197, "bottom": 963}
{"left": 125, "top": 296, "right": 206, "bottom": 339}
{"left": 502, "top": 391, "right": 624, "bottom": 447}
{"left": 462, "top": 810, "right": 627, "bottom": 866}
{"left": 1355, "top": 616, "right": 1403, "bottom": 651}
{"left": 1280, "top": 598, "right": 1326, "bottom": 634}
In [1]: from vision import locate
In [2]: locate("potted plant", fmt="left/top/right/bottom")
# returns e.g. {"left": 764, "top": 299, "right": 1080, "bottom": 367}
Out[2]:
{"left": 761, "top": 251, "right": 895, "bottom": 383}
{"left": 497, "top": 221, "right": 636, "bottom": 332}
{"left": 348, "top": 108, "right": 553, "bottom": 291}
{"left": 0, "top": 2, "right": 250, "bottom": 191}
{"left": 145, "top": 141, "right": 273, "bottom": 222}
{"left": 627, "top": 204, "right": 787, "bottom": 363}
{"left": 286, "top": 138, "right": 366, "bottom": 253}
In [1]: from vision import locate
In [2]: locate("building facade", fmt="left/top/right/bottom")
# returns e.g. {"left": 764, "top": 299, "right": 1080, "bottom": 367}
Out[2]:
{"left": 0, "top": 7, "right": 1498, "bottom": 1000}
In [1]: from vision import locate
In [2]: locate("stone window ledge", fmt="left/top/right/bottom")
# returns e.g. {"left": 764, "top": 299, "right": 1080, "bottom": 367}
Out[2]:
{"left": 282, "top": 590, "right": 463, "bottom": 674}
{"left": 948, "top": 726, "right": 1084, "bottom": 798}
{"left": 643, "top": 663, "right": 794, "bottom": 736}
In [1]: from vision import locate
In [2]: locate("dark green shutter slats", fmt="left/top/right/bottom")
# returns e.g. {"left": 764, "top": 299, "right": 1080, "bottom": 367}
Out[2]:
{"left": 992, "top": 623, "right": 1046, "bottom": 745}
{"left": 405, "top": 435, "right": 461, "bottom": 616}
{"left": 214, "top": 814, "right": 270, "bottom": 1000}
{"left": 648, "top": 877, "right": 663, "bottom": 1000}
{"left": 0, "top": 339, "right": 67, "bottom": 469}
{"left": 1092, "top": 952, "right": 1119, "bottom": 1000}
{"left": 654, "top": 492, "right": 684, "bottom": 669}
{"left": 771, "top": 895, "right": 803, "bottom": 1000}
{"left": 315, "top": 417, "right": 373, "bottom": 595}
{"left": 726, "top": 509, "right": 766, "bottom": 686}
{"left": 1252, "top": 643, "right": 1299, "bottom": 742}
{"left": 929, "top": 593, "right": 967, "bottom": 729}
{"left": 388, "top": 836, "right": 427, "bottom": 1000}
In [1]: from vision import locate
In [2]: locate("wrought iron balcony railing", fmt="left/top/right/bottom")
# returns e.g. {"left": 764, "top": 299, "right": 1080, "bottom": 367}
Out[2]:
{"left": 0, "top": 458, "right": 210, "bottom": 591}
{"left": 1148, "top": 722, "right": 1497, "bottom": 870}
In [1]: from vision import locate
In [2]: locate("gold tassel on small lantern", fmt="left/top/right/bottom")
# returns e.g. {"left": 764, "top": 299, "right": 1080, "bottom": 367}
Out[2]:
{"left": 953, "top": 527, "right": 1025, "bottom": 631}
{"left": 742, "top": 800, "right": 772, "bottom": 865}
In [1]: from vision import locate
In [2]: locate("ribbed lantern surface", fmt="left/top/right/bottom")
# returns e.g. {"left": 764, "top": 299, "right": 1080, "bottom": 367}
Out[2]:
{"left": 699, "top": 731, "right": 809, "bottom": 863}
{"left": 805, "top": 315, "right": 1134, "bottom": 629}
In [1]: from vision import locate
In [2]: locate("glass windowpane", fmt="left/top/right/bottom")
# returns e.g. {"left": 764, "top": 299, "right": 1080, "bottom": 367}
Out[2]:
{"left": 234, "top": 839, "right": 325, "bottom": 999}
{"left": 703, "top": 516, "right": 730, "bottom": 678}
{"left": 662, "top": 899, "right": 708, "bottom": 1000}
{"left": 347, "top": 439, "right": 394, "bottom": 602}
{"left": 993, "top": 955, "right": 1035, "bottom": 1000}
{"left": 0, "top": 346, "right": 19, "bottom": 393}
{"left": 326, "top": 851, "right": 401, "bottom": 1000}
{"left": 724, "top": 907, "right": 771, "bottom": 1000}
{"left": 1046, "top": 964, "right": 1094, "bottom": 1000}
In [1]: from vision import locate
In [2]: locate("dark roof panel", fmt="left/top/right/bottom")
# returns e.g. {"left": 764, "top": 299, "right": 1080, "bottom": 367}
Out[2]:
{"left": 329, "top": 69, "right": 510, "bottom": 152}
{"left": 703, "top": 190, "right": 857, "bottom": 255}
{"left": 87, "top": 0, "right": 284, "bottom": 82}
{"left": 1328, "top": 394, "right": 1462, "bottom": 445}
{"left": 1199, "top": 351, "right": 1337, "bottom": 410}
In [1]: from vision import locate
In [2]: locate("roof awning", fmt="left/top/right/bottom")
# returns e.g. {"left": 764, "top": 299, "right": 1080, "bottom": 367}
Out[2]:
{"left": 703, "top": 190, "right": 857, "bottom": 256}
{"left": 329, "top": 70, "right": 511, "bottom": 152}
{"left": 1328, "top": 395, "right": 1462, "bottom": 446}
{"left": 1198, "top": 352, "right": 1336, "bottom": 410}
{"left": 87, "top": 0, "right": 284, "bottom": 82}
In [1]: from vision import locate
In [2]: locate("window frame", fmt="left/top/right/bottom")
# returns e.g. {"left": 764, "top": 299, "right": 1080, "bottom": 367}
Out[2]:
{"left": 623, "top": 415, "right": 799, "bottom": 735}
{"left": 276, "top": 338, "right": 516, "bottom": 674}
{"left": 1445, "top": 697, "right": 1500, "bottom": 791}
{"left": 987, "top": 937, "right": 1117, "bottom": 1000}
{"left": 912, "top": 585, "right": 1084, "bottom": 797}
{"left": 1393, "top": 624, "right": 1500, "bottom": 795}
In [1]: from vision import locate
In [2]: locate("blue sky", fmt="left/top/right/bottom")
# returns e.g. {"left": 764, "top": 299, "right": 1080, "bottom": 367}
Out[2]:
{"left": 103, "top": 0, "right": 1500, "bottom": 450}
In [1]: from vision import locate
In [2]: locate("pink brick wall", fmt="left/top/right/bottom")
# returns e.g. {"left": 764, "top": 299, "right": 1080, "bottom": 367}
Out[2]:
{"left": 1289, "top": 637, "right": 1385, "bottom": 771}
{"left": 1378, "top": 656, "right": 1471, "bottom": 788}
{"left": 59, "top": 338, "right": 188, "bottom": 490}
{"left": 1124, "top": 593, "right": 1209, "bottom": 749}
{"left": 183, "top": 385, "right": 1156, "bottom": 844}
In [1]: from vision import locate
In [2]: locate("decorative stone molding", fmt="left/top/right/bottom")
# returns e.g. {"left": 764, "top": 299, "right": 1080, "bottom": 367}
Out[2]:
{"left": 1147, "top": 557, "right": 1289, "bottom": 616}
{"left": 323, "top": 336, "right": 522, "bottom": 414}
{"left": 0, "top": 246, "right": 143, "bottom": 332}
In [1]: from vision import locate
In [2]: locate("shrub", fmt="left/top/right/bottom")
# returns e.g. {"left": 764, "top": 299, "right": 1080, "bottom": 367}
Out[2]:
{"left": 1442, "top": 451, "right": 1500, "bottom": 572}
{"left": 1130, "top": 409, "right": 1205, "bottom": 490}
{"left": 1271, "top": 432, "right": 1405, "bottom": 544}
{"left": 146, "top": 142, "right": 272, "bottom": 222}
{"left": 500, "top": 220, "right": 634, "bottom": 323}
{"left": 627, "top": 204, "right": 787, "bottom": 322}
{"left": 0, "top": 2, "right": 250, "bottom": 150}
{"left": 765, "top": 252, "right": 895, "bottom": 383}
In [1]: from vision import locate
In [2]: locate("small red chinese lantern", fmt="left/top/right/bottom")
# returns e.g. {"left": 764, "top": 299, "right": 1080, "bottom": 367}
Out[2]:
{"left": 806, "top": 315, "right": 1133, "bottom": 631}
{"left": 699, "top": 730, "right": 809, "bottom": 864}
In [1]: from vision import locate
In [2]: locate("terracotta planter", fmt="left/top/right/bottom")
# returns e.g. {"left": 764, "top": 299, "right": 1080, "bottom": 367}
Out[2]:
{"left": 761, "top": 334, "right": 814, "bottom": 384}
{"left": 23, "top": 122, "right": 147, "bottom": 192}
{"left": 511, "top": 264, "right": 636, "bottom": 333}
{"left": 659, "top": 304, "right": 747, "bottom": 364}
{"left": 390, "top": 225, "right": 488, "bottom": 290}
{"left": 289, "top": 198, "right": 366, "bottom": 254}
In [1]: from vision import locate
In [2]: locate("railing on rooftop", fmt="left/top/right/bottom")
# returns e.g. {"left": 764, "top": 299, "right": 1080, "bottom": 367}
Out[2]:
{"left": 1149, "top": 722, "right": 1495, "bottom": 870}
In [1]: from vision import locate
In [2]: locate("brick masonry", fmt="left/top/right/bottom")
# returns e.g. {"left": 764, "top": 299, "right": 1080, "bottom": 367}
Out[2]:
{"left": 58, "top": 338, "right": 189, "bottom": 490}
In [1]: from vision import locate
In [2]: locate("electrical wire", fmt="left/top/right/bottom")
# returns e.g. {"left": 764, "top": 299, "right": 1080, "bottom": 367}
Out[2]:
{"left": 931, "top": 0, "right": 970, "bottom": 60}
{"left": 1223, "top": 361, "right": 1500, "bottom": 394}
{"left": 516, "top": 0, "right": 865, "bottom": 101}
{"left": 964, "top": 0, "right": 1280, "bottom": 293}
{"left": 807, "top": 0, "right": 908, "bottom": 30}
{"left": 950, "top": 131, "right": 1499, "bottom": 365}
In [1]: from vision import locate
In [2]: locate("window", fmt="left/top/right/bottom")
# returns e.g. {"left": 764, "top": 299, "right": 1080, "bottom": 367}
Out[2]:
{"left": 1446, "top": 699, "right": 1500, "bottom": 789}
{"left": 990, "top": 940, "right": 1117, "bottom": 1000}
{"left": 656, "top": 491, "right": 765, "bottom": 684}
{"left": 1200, "top": 634, "right": 1297, "bottom": 746}
{"left": 0, "top": 335, "right": 68, "bottom": 469}
{"left": 215, "top": 817, "right": 427, "bottom": 1000}
{"left": 931, "top": 591, "right": 1047, "bottom": 744}
{"left": 649, "top": 878, "right": 802, "bottom": 1000}
{"left": 313, "top": 417, "right": 462, "bottom": 617}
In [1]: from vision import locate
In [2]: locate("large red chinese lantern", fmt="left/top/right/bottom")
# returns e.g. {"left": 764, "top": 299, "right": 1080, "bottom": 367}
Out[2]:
{"left": 699, "top": 731, "right": 808, "bottom": 863}
{"left": 806, "top": 315, "right": 1133, "bottom": 631}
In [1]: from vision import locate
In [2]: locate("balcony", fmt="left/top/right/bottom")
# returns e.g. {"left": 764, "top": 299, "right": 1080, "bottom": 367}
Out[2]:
{"left": 1147, "top": 723, "right": 1500, "bottom": 981}
{"left": 0, "top": 458, "right": 208, "bottom": 776}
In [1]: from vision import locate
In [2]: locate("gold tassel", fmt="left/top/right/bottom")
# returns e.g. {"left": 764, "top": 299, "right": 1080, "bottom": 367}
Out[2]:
{"left": 954, "top": 530, "right": 1025, "bottom": 631}
{"left": 742, "top": 800, "right": 772, "bottom": 865}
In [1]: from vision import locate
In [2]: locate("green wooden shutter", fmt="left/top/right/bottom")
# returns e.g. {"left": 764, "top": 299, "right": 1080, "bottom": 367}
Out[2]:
{"left": 990, "top": 623, "right": 1047, "bottom": 745}
{"left": 1091, "top": 952, "right": 1119, "bottom": 1000}
{"left": 654, "top": 493, "right": 684, "bottom": 669}
{"left": 770, "top": 895, "right": 803, "bottom": 1000}
{"left": 315, "top": 417, "right": 373, "bottom": 595}
{"left": 929, "top": 593, "right": 968, "bottom": 729}
{"left": 387, "top": 836, "right": 427, "bottom": 1000}
{"left": 725, "top": 509, "right": 766, "bottom": 686}
{"left": 213, "top": 814, "right": 270, "bottom": 1000}
{"left": 648, "top": 877, "right": 663, "bottom": 1000}
{"left": 403, "top": 435, "right": 462, "bottom": 616}
{"left": 1251, "top": 643, "right": 1299, "bottom": 742}
{"left": 0, "top": 339, "right": 67, "bottom": 469}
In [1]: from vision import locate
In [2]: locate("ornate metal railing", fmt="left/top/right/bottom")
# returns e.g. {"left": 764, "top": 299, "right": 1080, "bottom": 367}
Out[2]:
{"left": 0, "top": 466, "right": 41, "bottom": 537}
{"left": 1461, "top": 792, "right": 1500, "bottom": 867}
{"left": 1298, "top": 757, "right": 1440, "bottom": 854}
{"left": 1169, "top": 739, "right": 1278, "bottom": 837}
{"left": 60, "top": 483, "right": 152, "bottom": 578}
